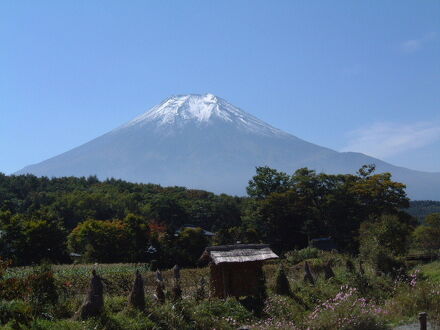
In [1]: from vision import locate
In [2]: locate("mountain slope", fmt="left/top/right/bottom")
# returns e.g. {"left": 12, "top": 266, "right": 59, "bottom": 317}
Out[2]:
{"left": 16, "top": 94, "right": 440, "bottom": 199}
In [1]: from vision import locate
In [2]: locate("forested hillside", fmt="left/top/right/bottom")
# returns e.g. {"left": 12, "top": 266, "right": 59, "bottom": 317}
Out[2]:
{"left": 0, "top": 165, "right": 421, "bottom": 267}
{"left": 406, "top": 200, "right": 440, "bottom": 222}
{"left": 0, "top": 173, "right": 242, "bottom": 266}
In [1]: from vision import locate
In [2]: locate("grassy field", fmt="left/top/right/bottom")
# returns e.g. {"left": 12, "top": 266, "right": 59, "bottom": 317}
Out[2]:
{"left": 5, "top": 263, "right": 210, "bottom": 297}
{"left": 1, "top": 252, "right": 440, "bottom": 329}
{"left": 419, "top": 261, "right": 440, "bottom": 283}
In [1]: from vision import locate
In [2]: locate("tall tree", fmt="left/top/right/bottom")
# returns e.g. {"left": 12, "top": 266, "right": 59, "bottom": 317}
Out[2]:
{"left": 247, "top": 166, "right": 292, "bottom": 199}
{"left": 244, "top": 164, "right": 411, "bottom": 253}
{"left": 68, "top": 219, "right": 132, "bottom": 263}
{"left": 258, "top": 190, "right": 308, "bottom": 251}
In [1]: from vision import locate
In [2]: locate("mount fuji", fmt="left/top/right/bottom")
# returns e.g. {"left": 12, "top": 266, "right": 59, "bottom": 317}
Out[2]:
{"left": 16, "top": 94, "right": 440, "bottom": 199}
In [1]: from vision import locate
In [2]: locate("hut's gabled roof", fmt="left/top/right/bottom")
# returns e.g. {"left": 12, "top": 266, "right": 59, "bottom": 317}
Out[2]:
{"left": 201, "top": 244, "right": 278, "bottom": 265}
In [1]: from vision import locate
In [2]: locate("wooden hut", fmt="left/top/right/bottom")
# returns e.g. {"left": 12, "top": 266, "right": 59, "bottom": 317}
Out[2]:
{"left": 200, "top": 244, "right": 278, "bottom": 298}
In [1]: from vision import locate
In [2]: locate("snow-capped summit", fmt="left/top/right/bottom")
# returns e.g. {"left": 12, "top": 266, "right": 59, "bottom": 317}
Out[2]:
{"left": 120, "top": 94, "right": 286, "bottom": 137}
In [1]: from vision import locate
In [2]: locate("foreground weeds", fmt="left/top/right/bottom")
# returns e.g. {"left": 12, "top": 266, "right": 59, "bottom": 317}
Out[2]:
{"left": 1, "top": 255, "right": 439, "bottom": 329}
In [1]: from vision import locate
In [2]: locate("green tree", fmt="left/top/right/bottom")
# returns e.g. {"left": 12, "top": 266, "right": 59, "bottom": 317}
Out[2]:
{"left": 150, "top": 195, "right": 188, "bottom": 229}
{"left": 359, "top": 214, "right": 412, "bottom": 276}
{"left": 212, "top": 226, "right": 260, "bottom": 245}
{"left": 0, "top": 211, "right": 24, "bottom": 263}
{"left": 0, "top": 211, "right": 67, "bottom": 265}
{"left": 412, "top": 213, "right": 440, "bottom": 255}
{"left": 258, "top": 190, "right": 308, "bottom": 251}
{"left": 22, "top": 219, "right": 68, "bottom": 264}
{"left": 176, "top": 227, "right": 209, "bottom": 265}
{"left": 158, "top": 227, "right": 209, "bottom": 267}
{"left": 350, "top": 170, "right": 409, "bottom": 218}
{"left": 244, "top": 165, "right": 410, "bottom": 253}
{"left": 67, "top": 219, "right": 131, "bottom": 263}
{"left": 124, "top": 213, "right": 150, "bottom": 262}
{"left": 359, "top": 214, "right": 412, "bottom": 259}
{"left": 247, "top": 166, "right": 292, "bottom": 199}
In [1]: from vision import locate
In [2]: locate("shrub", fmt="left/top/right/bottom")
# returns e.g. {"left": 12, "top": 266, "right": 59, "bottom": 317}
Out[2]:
{"left": 0, "top": 300, "right": 32, "bottom": 327}
{"left": 307, "top": 286, "right": 389, "bottom": 330}
{"left": 345, "top": 259, "right": 356, "bottom": 273}
{"left": 50, "top": 295, "right": 82, "bottom": 319}
{"left": 412, "top": 213, "right": 440, "bottom": 256}
{"left": 0, "top": 277, "right": 27, "bottom": 301}
{"left": 148, "top": 301, "right": 193, "bottom": 330}
{"left": 261, "top": 295, "right": 305, "bottom": 324}
{"left": 192, "top": 298, "right": 254, "bottom": 329}
{"left": 107, "top": 310, "right": 155, "bottom": 330}
{"left": 371, "top": 250, "right": 406, "bottom": 278}
{"left": 194, "top": 277, "right": 207, "bottom": 301}
{"left": 27, "top": 264, "right": 59, "bottom": 313}
{"left": 385, "top": 275, "right": 440, "bottom": 325}
{"left": 292, "top": 276, "right": 339, "bottom": 310}
{"left": 0, "top": 258, "right": 28, "bottom": 301}
{"left": 105, "top": 296, "right": 128, "bottom": 314}
{"left": 286, "top": 247, "right": 321, "bottom": 265}
{"left": 335, "top": 262, "right": 395, "bottom": 302}
{"left": 361, "top": 215, "right": 412, "bottom": 258}
{"left": 0, "top": 258, "right": 11, "bottom": 278}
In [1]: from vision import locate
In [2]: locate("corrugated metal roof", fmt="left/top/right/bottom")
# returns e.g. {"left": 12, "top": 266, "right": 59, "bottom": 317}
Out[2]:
{"left": 204, "top": 244, "right": 278, "bottom": 265}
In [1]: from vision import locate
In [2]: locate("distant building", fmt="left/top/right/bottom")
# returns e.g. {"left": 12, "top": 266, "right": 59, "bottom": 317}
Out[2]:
{"left": 69, "top": 252, "right": 82, "bottom": 263}
{"left": 200, "top": 244, "right": 278, "bottom": 298}
{"left": 175, "top": 224, "right": 215, "bottom": 237}
{"left": 309, "top": 237, "right": 338, "bottom": 251}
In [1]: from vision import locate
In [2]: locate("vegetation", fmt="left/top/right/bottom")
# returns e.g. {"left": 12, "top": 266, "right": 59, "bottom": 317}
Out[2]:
{"left": 412, "top": 213, "right": 440, "bottom": 257}
{"left": 1, "top": 165, "right": 440, "bottom": 328}
{"left": 0, "top": 173, "right": 241, "bottom": 266}
{"left": 0, "top": 164, "right": 418, "bottom": 266}
{"left": 0, "top": 254, "right": 438, "bottom": 329}
{"left": 406, "top": 200, "right": 440, "bottom": 221}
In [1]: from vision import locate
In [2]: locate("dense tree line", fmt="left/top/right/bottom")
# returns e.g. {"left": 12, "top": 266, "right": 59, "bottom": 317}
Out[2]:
{"left": 0, "top": 174, "right": 241, "bottom": 266}
{"left": 406, "top": 200, "right": 440, "bottom": 221}
{"left": 229, "top": 164, "right": 414, "bottom": 252}
{"left": 0, "top": 165, "right": 435, "bottom": 267}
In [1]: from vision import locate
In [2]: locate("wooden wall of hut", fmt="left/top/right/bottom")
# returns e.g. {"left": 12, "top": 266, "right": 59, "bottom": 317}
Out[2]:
{"left": 210, "top": 261, "right": 263, "bottom": 298}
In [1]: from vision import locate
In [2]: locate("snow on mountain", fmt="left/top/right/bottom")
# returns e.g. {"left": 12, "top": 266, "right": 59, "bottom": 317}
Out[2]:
{"left": 15, "top": 94, "right": 440, "bottom": 200}
{"left": 119, "top": 94, "right": 287, "bottom": 137}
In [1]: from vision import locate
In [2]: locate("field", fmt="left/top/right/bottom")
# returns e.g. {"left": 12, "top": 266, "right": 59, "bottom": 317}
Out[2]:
{"left": 1, "top": 251, "right": 440, "bottom": 329}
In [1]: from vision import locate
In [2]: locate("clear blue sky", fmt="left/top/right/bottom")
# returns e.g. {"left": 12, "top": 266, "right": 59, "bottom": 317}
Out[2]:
{"left": 1, "top": 1, "right": 439, "bottom": 174}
